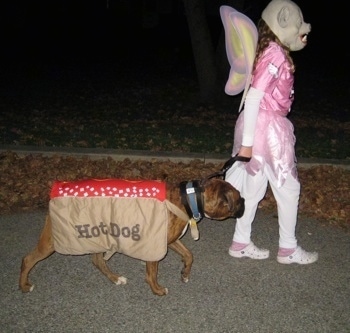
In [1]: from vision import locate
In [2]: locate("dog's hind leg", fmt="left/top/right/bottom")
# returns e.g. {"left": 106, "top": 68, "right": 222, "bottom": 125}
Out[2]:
{"left": 168, "top": 240, "right": 193, "bottom": 283}
{"left": 145, "top": 261, "right": 168, "bottom": 296}
{"left": 91, "top": 253, "right": 127, "bottom": 285}
{"left": 19, "top": 215, "right": 55, "bottom": 292}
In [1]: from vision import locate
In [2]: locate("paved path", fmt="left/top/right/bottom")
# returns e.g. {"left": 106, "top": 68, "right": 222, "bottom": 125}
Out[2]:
{"left": 1, "top": 209, "right": 349, "bottom": 333}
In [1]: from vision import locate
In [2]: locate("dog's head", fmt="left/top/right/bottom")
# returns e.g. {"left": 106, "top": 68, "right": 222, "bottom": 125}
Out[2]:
{"left": 202, "top": 178, "right": 245, "bottom": 220}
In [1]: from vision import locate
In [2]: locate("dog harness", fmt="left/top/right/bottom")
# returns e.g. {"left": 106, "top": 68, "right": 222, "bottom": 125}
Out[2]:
{"left": 180, "top": 180, "right": 204, "bottom": 240}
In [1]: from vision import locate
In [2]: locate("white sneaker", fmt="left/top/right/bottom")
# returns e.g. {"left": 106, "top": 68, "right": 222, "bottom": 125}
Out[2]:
{"left": 277, "top": 246, "right": 318, "bottom": 265}
{"left": 229, "top": 242, "right": 270, "bottom": 259}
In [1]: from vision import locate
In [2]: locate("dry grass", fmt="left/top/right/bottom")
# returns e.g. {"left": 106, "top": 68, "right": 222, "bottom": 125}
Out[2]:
{"left": 1, "top": 151, "right": 348, "bottom": 230}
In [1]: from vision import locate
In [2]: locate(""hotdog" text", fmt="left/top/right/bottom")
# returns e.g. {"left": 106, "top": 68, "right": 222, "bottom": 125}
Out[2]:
{"left": 75, "top": 222, "right": 141, "bottom": 241}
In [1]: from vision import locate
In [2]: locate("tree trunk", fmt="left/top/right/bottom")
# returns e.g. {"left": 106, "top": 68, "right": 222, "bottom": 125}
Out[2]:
{"left": 182, "top": 0, "right": 218, "bottom": 103}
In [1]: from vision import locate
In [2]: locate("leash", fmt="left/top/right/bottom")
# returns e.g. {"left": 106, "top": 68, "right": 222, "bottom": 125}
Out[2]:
{"left": 204, "top": 154, "right": 251, "bottom": 180}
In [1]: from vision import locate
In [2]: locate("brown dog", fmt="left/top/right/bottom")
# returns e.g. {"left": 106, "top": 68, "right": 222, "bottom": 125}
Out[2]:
{"left": 19, "top": 178, "right": 244, "bottom": 296}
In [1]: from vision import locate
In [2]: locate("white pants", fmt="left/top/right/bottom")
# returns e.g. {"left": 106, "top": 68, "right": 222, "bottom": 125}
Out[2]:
{"left": 225, "top": 162, "right": 300, "bottom": 249}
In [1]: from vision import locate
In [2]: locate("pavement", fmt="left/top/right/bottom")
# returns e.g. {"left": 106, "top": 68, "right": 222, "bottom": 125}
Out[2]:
{"left": 1, "top": 145, "right": 349, "bottom": 333}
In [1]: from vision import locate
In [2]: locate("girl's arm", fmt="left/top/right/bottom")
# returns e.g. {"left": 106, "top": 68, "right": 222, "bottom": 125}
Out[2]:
{"left": 238, "top": 87, "right": 264, "bottom": 158}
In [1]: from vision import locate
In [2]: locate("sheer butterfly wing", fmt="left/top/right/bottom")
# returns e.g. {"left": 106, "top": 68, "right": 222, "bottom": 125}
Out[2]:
{"left": 220, "top": 6, "right": 258, "bottom": 102}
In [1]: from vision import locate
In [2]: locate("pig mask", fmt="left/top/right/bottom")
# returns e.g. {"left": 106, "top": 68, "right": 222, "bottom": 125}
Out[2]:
{"left": 262, "top": 0, "right": 311, "bottom": 51}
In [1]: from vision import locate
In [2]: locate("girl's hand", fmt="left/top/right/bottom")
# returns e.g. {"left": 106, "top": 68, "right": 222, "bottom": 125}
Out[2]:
{"left": 238, "top": 146, "right": 252, "bottom": 159}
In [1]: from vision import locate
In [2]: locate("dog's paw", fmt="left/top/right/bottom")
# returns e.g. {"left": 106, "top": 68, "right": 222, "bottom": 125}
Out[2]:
{"left": 114, "top": 276, "right": 127, "bottom": 285}
{"left": 154, "top": 287, "right": 168, "bottom": 296}
{"left": 20, "top": 283, "right": 35, "bottom": 293}
{"left": 182, "top": 276, "right": 189, "bottom": 283}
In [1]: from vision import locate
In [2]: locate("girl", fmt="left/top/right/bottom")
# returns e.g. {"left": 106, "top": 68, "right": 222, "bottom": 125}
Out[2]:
{"left": 225, "top": 0, "right": 318, "bottom": 264}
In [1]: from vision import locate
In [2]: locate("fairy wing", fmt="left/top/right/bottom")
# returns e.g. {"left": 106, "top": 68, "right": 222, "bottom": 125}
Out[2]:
{"left": 220, "top": 6, "right": 258, "bottom": 109}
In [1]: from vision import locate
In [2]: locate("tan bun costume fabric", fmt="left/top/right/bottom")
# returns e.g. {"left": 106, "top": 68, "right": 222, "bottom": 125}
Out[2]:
{"left": 49, "top": 179, "right": 188, "bottom": 261}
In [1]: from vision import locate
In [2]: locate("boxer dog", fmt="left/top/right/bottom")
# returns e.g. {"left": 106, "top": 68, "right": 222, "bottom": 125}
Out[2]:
{"left": 19, "top": 177, "right": 244, "bottom": 296}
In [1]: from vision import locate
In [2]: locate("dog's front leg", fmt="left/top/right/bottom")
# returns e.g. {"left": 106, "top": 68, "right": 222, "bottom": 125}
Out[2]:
{"left": 145, "top": 261, "right": 168, "bottom": 296}
{"left": 168, "top": 240, "right": 193, "bottom": 283}
{"left": 92, "top": 253, "right": 127, "bottom": 285}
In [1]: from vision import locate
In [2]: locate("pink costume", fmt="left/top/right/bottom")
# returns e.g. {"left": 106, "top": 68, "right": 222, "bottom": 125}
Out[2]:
{"left": 232, "top": 42, "right": 297, "bottom": 188}
{"left": 225, "top": 41, "right": 301, "bottom": 249}
{"left": 221, "top": 0, "right": 318, "bottom": 263}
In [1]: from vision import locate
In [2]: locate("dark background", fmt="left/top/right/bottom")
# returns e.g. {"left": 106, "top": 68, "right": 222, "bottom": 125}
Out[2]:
{"left": 0, "top": 0, "right": 348, "bottom": 122}
{"left": 1, "top": 1, "right": 345, "bottom": 70}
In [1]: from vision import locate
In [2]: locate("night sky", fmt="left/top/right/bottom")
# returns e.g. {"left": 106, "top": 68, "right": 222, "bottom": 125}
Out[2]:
{"left": 2, "top": 0, "right": 194, "bottom": 66}
{"left": 2, "top": 1, "right": 344, "bottom": 65}
{"left": 0, "top": 0, "right": 347, "bottom": 105}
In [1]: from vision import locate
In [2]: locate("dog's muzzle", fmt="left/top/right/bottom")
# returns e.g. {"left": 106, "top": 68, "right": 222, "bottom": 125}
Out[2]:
{"left": 233, "top": 197, "right": 245, "bottom": 219}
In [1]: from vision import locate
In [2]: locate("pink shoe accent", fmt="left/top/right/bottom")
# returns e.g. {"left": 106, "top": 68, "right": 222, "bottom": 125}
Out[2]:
{"left": 278, "top": 247, "right": 296, "bottom": 257}
{"left": 231, "top": 241, "right": 249, "bottom": 251}
{"left": 229, "top": 242, "right": 269, "bottom": 260}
